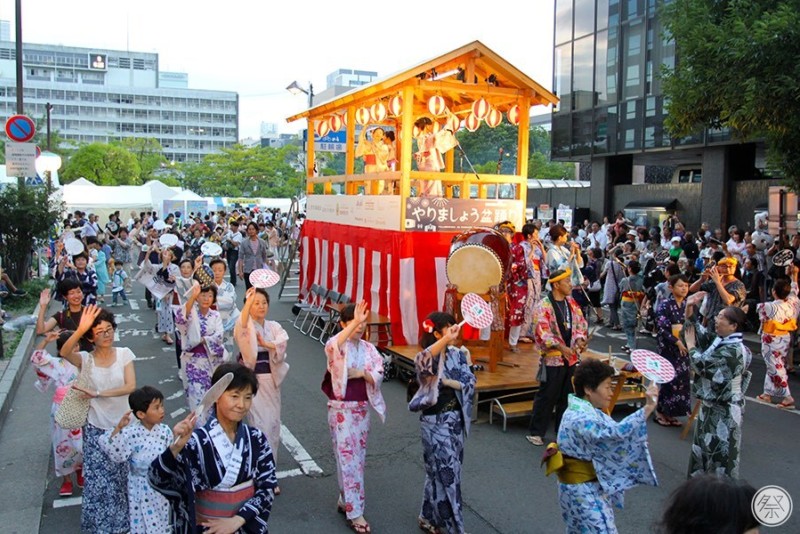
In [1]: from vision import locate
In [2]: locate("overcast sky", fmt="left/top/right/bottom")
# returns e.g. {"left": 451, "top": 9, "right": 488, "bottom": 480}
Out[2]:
{"left": 0, "top": 0, "right": 555, "bottom": 140}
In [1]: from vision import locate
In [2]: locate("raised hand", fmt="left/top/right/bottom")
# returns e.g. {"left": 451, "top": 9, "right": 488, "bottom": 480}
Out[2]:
{"left": 39, "top": 288, "right": 51, "bottom": 307}
{"left": 443, "top": 324, "right": 460, "bottom": 343}
{"left": 194, "top": 255, "right": 204, "bottom": 272}
{"left": 354, "top": 300, "right": 370, "bottom": 324}
{"left": 115, "top": 410, "right": 133, "bottom": 432}
{"left": 44, "top": 329, "right": 61, "bottom": 344}
{"left": 78, "top": 304, "right": 101, "bottom": 334}
{"left": 170, "top": 411, "right": 197, "bottom": 455}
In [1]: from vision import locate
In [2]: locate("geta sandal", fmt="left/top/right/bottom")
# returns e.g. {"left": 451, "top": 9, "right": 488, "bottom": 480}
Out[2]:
{"left": 756, "top": 393, "right": 772, "bottom": 404}
{"left": 348, "top": 519, "right": 371, "bottom": 533}
{"left": 777, "top": 399, "right": 796, "bottom": 410}
{"left": 418, "top": 517, "right": 438, "bottom": 533}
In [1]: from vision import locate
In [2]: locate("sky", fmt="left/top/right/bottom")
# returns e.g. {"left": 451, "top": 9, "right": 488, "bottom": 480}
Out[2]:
{"left": 0, "top": 0, "right": 555, "bottom": 140}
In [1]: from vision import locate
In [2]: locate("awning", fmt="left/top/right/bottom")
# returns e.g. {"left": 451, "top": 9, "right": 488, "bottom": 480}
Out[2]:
{"left": 624, "top": 199, "right": 678, "bottom": 211}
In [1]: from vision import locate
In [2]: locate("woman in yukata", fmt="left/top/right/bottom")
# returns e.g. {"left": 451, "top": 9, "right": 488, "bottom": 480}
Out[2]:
{"left": 235, "top": 287, "right": 289, "bottom": 495}
{"left": 175, "top": 282, "right": 227, "bottom": 422}
{"left": 56, "top": 250, "right": 98, "bottom": 306}
{"left": 323, "top": 301, "right": 386, "bottom": 534}
{"left": 543, "top": 358, "right": 659, "bottom": 534}
{"left": 409, "top": 312, "right": 475, "bottom": 534}
{"left": 149, "top": 363, "right": 278, "bottom": 533}
{"left": 546, "top": 224, "right": 584, "bottom": 288}
{"left": 211, "top": 258, "right": 240, "bottom": 347}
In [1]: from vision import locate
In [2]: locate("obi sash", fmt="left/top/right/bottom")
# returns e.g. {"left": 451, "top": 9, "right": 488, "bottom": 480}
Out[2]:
{"left": 254, "top": 350, "right": 271, "bottom": 374}
{"left": 321, "top": 372, "right": 368, "bottom": 401}
{"left": 364, "top": 154, "right": 376, "bottom": 165}
{"left": 189, "top": 344, "right": 208, "bottom": 356}
{"left": 195, "top": 480, "right": 255, "bottom": 522}
{"left": 763, "top": 318, "right": 797, "bottom": 336}
{"left": 621, "top": 290, "right": 645, "bottom": 304}
{"left": 542, "top": 443, "right": 598, "bottom": 484}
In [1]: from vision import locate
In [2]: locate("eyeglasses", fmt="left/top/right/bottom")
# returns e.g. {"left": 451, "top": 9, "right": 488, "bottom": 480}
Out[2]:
{"left": 95, "top": 328, "right": 115, "bottom": 337}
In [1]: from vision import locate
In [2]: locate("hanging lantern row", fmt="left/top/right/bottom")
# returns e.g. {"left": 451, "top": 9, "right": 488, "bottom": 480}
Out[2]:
{"left": 315, "top": 119, "right": 330, "bottom": 138}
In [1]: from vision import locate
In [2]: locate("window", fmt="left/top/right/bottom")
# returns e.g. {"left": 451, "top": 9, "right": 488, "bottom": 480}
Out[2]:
{"left": 573, "top": 35, "right": 595, "bottom": 110}
{"left": 621, "top": 19, "right": 644, "bottom": 100}
{"left": 554, "top": 43, "right": 572, "bottom": 113}
{"left": 574, "top": 0, "right": 595, "bottom": 38}
{"left": 555, "top": 0, "right": 573, "bottom": 45}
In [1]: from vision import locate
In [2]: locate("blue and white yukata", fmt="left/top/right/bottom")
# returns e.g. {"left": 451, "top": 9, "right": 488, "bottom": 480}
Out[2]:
{"left": 410, "top": 345, "right": 476, "bottom": 534}
{"left": 553, "top": 395, "right": 657, "bottom": 533}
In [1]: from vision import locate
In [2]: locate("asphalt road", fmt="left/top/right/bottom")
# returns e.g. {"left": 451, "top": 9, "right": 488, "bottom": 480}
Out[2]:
{"left": 8, "top": 280, "right": 800, "bottom": 533}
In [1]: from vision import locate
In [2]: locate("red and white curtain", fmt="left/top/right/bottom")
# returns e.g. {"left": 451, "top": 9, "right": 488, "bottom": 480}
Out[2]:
{"left": 299, "top": 220, "right": 456, "bottom": 345}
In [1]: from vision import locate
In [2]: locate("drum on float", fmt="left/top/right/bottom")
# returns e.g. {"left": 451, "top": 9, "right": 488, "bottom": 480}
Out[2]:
{"left": 446, "top": 227, "right": 511, "bottom": 294}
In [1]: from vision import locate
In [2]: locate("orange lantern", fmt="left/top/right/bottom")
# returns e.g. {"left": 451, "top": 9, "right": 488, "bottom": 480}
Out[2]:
{"left": 507, "top": 104, "right": 520, "bottom": 126}
{"left": 370, "top": 102, "right": 387, "bottom": 122}
{"left": 328, "top": 114, "right": 344, "bottom": 132}
{"left": 428, "top": 95, "right": 447, "bottom": 116}
{"left": 465, "top": 113, "right": 481, "bottom": 132}
{"left": 485, "top": 108, "right": 503, "bottom": 128}
{"left": 315, "top": 119, "right": 330, "bottom": 138}
{"left": 389, "top": 95, "right": 403, "bottom": 116}
{"left": 447, "top": 114, "right": 460, "bottom": 133}
{"left": 355, "top": 107, "right": 371, "bottom": 125}
{"left": 432, "top": 121, "right": 442, "bottom": 134}
{"left": 472, "top": 98, "right": 490, "bottom": 120}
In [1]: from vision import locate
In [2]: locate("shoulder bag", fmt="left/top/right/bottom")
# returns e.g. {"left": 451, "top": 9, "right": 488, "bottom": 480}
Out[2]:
{"left": 54, "top": 354, "right": 93, "bottom": 430}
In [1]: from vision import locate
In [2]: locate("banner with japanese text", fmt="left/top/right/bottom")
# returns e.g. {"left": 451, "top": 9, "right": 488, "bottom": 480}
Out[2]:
{"left": 404, "top": 197, "right": 524, "bottom": 232}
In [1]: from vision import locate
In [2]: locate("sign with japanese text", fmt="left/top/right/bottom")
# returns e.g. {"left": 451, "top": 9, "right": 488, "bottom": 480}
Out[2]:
{"left": 5, "top": 142, "right": 37, "bottom": 177}
{"left": 404, "top": 197, "right": 523, "bottom": 232}
{"left": 307, "top": 195, "right": 401, "bottom": 231}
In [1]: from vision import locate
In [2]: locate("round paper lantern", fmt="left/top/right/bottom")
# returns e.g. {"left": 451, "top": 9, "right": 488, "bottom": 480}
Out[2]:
{"left": 432, "top": 121, "right": 442, "bottom": 134}
{"left": 507, "top": 104, "right": 521, "bottom": 126}
{"left": 389, "top": 95, "right": 403, "bottom": 116}
{"left": 413, "top": 125, "right": 420, "bottom": 138}
{"left": 472, "top": 98, "right": 490, "bottom": 120}
{"left": 355, "top": 107, "right": 371, "bottom": 125}
{"left": 447, "top": 114, "right": 460, "bottom": 133}
{"left": 370, "top": 102, "right": 387, "bottom": 122}
{"left": 428, "top": 95, "right": 447, "bottom": 117}
{"left": 465, "top": 113, "right": 481, "bottom": 132}
{"left": 485, "top": 108, "right": 503, "bottom": 128}
{"left": 315, "top": 119, "right": 330, "bottom": 138}
{"left": 328, "top": 114, "right": 343, "bottom": 132}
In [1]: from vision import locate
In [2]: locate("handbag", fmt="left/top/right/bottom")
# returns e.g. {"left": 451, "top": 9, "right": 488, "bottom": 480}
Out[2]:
{"left": 55, "top": 354, "right": 93, "bottom": 430}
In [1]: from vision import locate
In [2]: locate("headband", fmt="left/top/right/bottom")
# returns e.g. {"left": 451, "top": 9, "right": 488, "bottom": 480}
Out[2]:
{"left": 548, "top": 268, "right": 571, "bottom": 283}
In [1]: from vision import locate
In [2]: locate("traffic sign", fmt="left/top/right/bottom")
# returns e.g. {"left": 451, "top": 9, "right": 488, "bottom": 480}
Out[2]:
{"left": 5, "top": 142, "right": 37, "bottom": 177}
{"left": 5, "top": 115, "right": 36, "bottom": 142}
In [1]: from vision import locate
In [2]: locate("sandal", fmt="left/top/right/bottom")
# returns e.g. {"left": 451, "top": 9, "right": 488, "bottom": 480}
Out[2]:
{"left": 669, "top": 418, "right": 683, "bottom": 427}
{"left": 348, "top": 519, "right": 371, "bottom": 534}
{"left": 525, "top": 435, "right": 544, "bottom": 446}
{"left": 418, "top": 517, "right": 438, "bottom": 533}
{"left": 756, "top": 394, "right": 772, "bottom": 404}
{"left": 777, "top": 398, "right": 796, "bottom": 410}
{"left": 653, "top": 415, "right": 672, "bottom": 427}
{"left": 518, "top": 337, "right": 534, "bottom": 344}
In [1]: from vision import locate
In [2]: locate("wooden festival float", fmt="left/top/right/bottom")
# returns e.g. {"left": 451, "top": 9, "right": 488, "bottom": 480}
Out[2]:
{"left": 286, "top": 41, "right": 558, "bottom": 381}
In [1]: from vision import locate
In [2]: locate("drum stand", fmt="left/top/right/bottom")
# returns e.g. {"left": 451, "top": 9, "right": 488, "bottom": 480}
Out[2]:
{"left": 452, "top": 287, "right": 507, "bottom": 372}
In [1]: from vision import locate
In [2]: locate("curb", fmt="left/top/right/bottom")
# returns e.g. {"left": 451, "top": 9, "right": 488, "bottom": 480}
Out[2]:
{"left": 0, "top": 303, "right": 40, "bottom": 430}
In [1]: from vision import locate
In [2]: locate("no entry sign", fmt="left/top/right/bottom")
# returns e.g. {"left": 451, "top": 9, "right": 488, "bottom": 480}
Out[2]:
{"left": 5, "top": 114, "right": 36, "bottom": 143}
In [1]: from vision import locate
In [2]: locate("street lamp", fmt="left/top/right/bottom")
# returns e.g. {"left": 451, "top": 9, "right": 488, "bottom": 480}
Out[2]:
{"left": 286, "top": 80, "right": 314, "bottom": 108}
{"left": 36, "top": 151, "right": 62, "bottom": 189}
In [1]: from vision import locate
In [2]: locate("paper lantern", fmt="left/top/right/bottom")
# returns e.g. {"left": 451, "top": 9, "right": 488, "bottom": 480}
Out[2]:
{"left": 432, "top": 121, "right": 442, "bottom": 134}
{"left": 370, "top": 102, "right": 387, "bottom": 122}
{"left": 465, "top": 113, "right": 481, "bottom": 132}
{"left": 428, "top": 95, "right": 447, "bottom": 116}
{"left": 507, "top": 104, "right": 521, "bottom": 126}
{"left": 413, "top": 125, "right": 420, "bottom": 138}
{"left": 355, "top": 107, "right": 371, "bottom": 125}
{"left": 328, "top": 114, "right": 343, "bottom": 132}
{"left": 315, "top": 119, "right": 330, "bottom": 138}
{"left": 389, "top": 95, "right": 403, "bottom": 116}
{"left": 485, "top": 108, "right": 503, "bottom": 128}
{"left": 447, "top": 114, "right": 460, "bottom": 133}
{"left": 472, "top": 98, "right": 490, "bottom": 120}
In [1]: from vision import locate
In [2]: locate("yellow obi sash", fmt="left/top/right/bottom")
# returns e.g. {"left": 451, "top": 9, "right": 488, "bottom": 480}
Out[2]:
{"left": 763, "top": 318, "right": 797, "bottom": 336}
{"left": 541, "top": 443, "right": 597, "bottom": 484}
{"left": 621, "top": 291, "right": 645, "bottom": 304}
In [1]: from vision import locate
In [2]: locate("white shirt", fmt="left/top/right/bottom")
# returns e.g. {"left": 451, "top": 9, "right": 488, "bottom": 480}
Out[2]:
{"left": 82, "top": 347, "right": 136, "bottom": 429}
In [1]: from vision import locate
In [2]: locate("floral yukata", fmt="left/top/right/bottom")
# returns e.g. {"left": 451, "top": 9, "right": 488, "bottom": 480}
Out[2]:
{"left": 30, "top": 349, "right": 83, "bottom": 477}
{"left": 323, "top": 336, "right": 386, "bottom": 521}
{"left": 215, "top": 280, "right": 240, "bottom": 341}
{"left": 655, "top": 297, "right": 691, "bottom": 417}
{"left": 148, "top": 413, "right": 277, "bottom": 533}
{"left": 507, "top": 241, "right": 529, "bottom": 327}
{"left": 686, "top": 319, "right": 752, "bottom": 479}
{"left": 100, "top": 421, "right": 173, "bottom": 534}
{"left": 757, "top": 280, "right": 800, "bottom": 399}
{"left": 552, "top": 395, "right": 657, "bottom": 533}
{"left": 175, "top": 306, "right": 227, "bottom": 420}
{"left": 409, "top": 345, "right": 475, "bottom": 534}
{"left": 236, "top": 317, "right": 289, "bottom": 463}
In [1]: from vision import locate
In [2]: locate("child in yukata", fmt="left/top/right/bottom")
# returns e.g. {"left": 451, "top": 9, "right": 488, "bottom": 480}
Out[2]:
{"left": 100, "top": 386, "right": 173, "bottom": 534}
{"left": 111, "top": 259, "right": 129, "bottom": 306}
{"left": 30, "top": 330, "right": 84, "bottom": 497}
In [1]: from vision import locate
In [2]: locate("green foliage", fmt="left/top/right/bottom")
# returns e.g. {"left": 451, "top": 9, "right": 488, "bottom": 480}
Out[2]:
{"left": 61, "top": 143, "right": 141, "bottom": 185}
{"left": 0, "top": 183, "right": 63, "bottom": 284}
{"left": 115, "top": 138, "right": 168, "bottom": 182}
{"left": 178, "top": 144, "right": 302, "bottom": 197}
{"left": 661, "top": 0, "right": 800, "bottom": 187}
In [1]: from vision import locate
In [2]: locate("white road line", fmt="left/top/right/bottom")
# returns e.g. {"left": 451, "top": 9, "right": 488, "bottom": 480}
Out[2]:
{"left": 162, "top": 347, "right": 174, "bottom": 352}
{"left": 158, "top": 378, "right": 176, "bottom": 384}
{"left": 170, "top": 407, "right": 186, "bottom": 419}
{"left": 280, "top": 425, "right": 323, "bottom": 476}
{"left": 129, "top": 300, "right": 139, "bottom": 310}
{"left": 277, "top": 468, "right": 303, "bottom": 479}
{"left": 747, "top": 396, "right": 800, "bottom": 415}
{"left": 136, "top": 356, "right": 157, "bottom": 361}
{"left": 53, "top": 496, "right": 82, "bottom": 509}
{"left": 166, "top": 390, "right": 184, "bottom": 401}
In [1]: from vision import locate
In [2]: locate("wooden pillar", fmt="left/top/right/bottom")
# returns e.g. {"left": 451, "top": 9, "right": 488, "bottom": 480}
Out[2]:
{"left": 306, "top": 120, "right": 316, "bottom": 195}
{"left": 345, "top": 106, "right": 356, "bottom": 195}
{"left": 444, "top": 148, "right": 455, "bottom": 198}
{"left": 399, "top": 85, "right": 415, "bottom": 229}
{"left": 516, "top": 92, "right": 531, "bottom": 203}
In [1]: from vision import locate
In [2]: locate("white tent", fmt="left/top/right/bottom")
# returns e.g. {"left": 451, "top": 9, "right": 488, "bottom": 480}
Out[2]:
{"left": 169, "top": 189, "right": 205, "bottom": 201}
{"left": 63, "top": 184, "right": 158, "bottom": 223}
{"left": 70, "top": 177, "right": 96, "bottom": 187}
{"left": 142, "top": 180, "right": 179, "bottom": 215}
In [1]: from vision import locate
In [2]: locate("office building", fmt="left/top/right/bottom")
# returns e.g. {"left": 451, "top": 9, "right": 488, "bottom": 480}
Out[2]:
{"left": 0, "top": 37, "right": 238, "bottom": 163}
{"left": 314, "top": 68, "right": 379, "bottom": 105}
{"left": 551, "top": 0, "right": 775, "bottom": 230}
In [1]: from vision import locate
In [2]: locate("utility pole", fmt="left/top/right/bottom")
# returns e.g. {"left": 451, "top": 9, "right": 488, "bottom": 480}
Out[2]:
{"left": 15, "top": 0, "right": 24, "bottom": 187}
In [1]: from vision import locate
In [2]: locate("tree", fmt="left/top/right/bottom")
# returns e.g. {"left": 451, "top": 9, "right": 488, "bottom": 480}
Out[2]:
{"left": 661, "top": 0, "right": 800, "bottom": 187}
{"left": 115, "top": 138, "right": 167, "bottom": 182}
{"left": 60, "top": 143, "right": 141, "bottom": 185}
{"left": 0, "top": 183, "right": 63, "bottom": 284}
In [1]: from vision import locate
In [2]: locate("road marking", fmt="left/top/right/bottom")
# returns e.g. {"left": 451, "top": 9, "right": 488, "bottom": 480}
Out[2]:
{"left": 277, "top": 468, "right": 303, "bottom": 479}
{"left": 166, "top": 390, "right": 184, "bottom": 401}
{"left": 162, "top": 347, "right": 174, "bottom": 352}
{"left": 170, "top": 407, "right": 186, "bottom": 419}
{"left": 747, "top": 396, "right": 800, "bottom": 415}
{"left": 136, "top": 356, "right": 157, "bottom": 361}
{"left": 280, "top": 424, "right": 323, "bottom": 476}
{"left": 53, "top": 496, "right": 82, "bottom": 509}
{"left": 129, "top": 300, "right": 139, "bottom": 310}
{"left": 159, "top": 378, "right": 176, "bottom": 384}
{"left": 115, "top": 313, "right": 143, "bottom": 324}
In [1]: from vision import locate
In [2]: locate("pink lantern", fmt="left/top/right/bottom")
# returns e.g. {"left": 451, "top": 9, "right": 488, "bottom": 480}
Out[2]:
{"left": 485, "top": 108, "right": 503, "bottom": 128}
{"left": 507, "top": 104, "right": 521, "bottom": 126}
{"left": 315, "top": 119, "right": 330, "bottom": 138}
{"left": 355, "top": 107, "right": 371, "bottom": 125}
{"left": 447, "top": 114, "right": 460, "bottom": 132}
{"left": 465, "top": 113, "right": 481, "bottom": 132}
{"left": 472, "top": 98, "right": 490, "bottom": 120}
{"left": 328, "top": 114, "right": 343, "bottom": 132}
{"left": 389, "top": 95, "right": 403, "bottom": 116}
{"left": 428, "top": 95, "right": 447, "bottom": 116}
{"left": 370, "top": 102, "right": 387, "bottom": 122}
